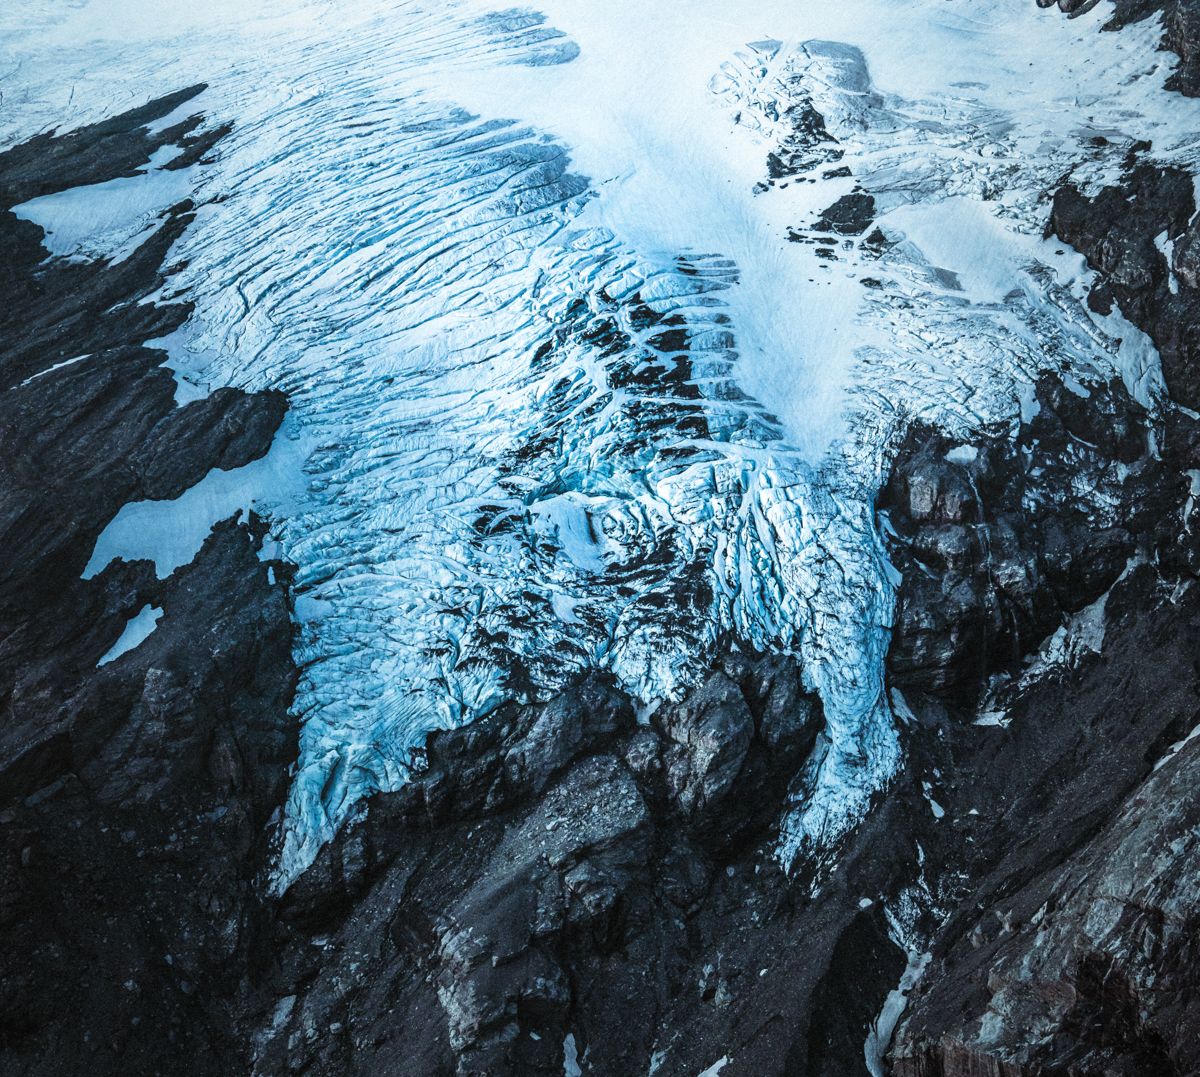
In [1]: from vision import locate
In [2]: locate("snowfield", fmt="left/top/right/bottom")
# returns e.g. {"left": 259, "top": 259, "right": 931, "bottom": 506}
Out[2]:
{"left": 4, "top": 0, "right": 1197, "bottom": 883}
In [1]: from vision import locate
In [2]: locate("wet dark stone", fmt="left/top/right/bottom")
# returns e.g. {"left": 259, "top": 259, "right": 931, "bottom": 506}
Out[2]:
{"left": 259, "top": 646, "right": 925, "bottom": 1077}
{"left": 890, "top": 567, "right": 1200, "bottom": 1075}
{"left": 879, "top": 156, "right": 1200, "bottom": 1070}
{"left": 881, "top": 371, "right": 1177, "bottom": 703}
{"left": 1051, "top": 163, "right": 1200, "bottom": 408}
{"left": 657, "top": 672, "right": 754, "bottom": 817}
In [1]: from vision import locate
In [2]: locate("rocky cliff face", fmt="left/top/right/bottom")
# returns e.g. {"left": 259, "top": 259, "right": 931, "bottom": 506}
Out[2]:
{"left": 881, "top": 374, "right": 1159, "bottom": 702}
{"left": 1051, "top": 160, "right": 1200, "bottom": 410}
{"left": 257, "top": 661, "right": 898, "bottom": 1076}
{"left": 884, "top": 158, "right": 1200, "bottom": 1076}
{"left": 0, "top": 90, "right": 298, "bottom": 1075}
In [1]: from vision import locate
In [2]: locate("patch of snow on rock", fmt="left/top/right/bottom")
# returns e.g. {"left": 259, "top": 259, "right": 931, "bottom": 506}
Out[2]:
{"left": 97, "top": 604, "right": 163, "bottom": 666}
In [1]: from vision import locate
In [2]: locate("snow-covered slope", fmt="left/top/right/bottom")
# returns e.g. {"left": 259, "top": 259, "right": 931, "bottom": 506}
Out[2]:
{"left": 5, "top": 0, "right": 1198, "bottom": 883}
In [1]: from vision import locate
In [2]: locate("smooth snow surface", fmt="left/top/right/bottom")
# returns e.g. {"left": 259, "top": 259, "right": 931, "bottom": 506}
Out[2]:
{"left": 85, "top": 423, "right": 311, "bottom": 580}
{"left": 12, "top": 145, "right": 192, "bottom": 260}
{"left": 562, "top": 1033, "right": 583, "bottom": 1077}
{"left": 5, "top": 0, "right": 1198, "bottom": 882}
{"left": 97, "top": 604, "right": 163, "bottom": 667}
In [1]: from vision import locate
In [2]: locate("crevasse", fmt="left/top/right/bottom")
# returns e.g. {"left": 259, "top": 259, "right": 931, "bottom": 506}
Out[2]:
{"left": 8, "top": 0, "right": 1198, "bottom": 883}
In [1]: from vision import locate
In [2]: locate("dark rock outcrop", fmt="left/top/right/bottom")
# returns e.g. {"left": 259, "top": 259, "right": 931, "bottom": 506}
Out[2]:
{"left": 884, "top": 159, "right": 1200, "bottom": 1077}
{"left": 255, "top": 656, "right": 904, "bottom": 1077}
{"left": 1050, "top": 162, "right": 1200, "bottom": 408}
{"left": 1161, "top": 0, "right": 1200, "bottom": 94}
{"left": 0, "top": 90, "right": 298, "bottom": 1076}
{"left": 815, "top": 192, "right": 877, "bottom": 237}
{"left": 889, "top": 564, "right": 1200, "bottom": 1076}
{"left": 881, "top": 373, "right": 1176, "bottom": 702}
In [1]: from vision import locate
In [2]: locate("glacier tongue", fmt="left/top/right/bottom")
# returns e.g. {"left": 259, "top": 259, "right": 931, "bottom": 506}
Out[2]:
{"left": 705, "top": 27, "right": 1195, "bottom": 859}
{"left": 150, "top": 7, "right": 913, "bottom": 881}
{"left": 5, "top": 0, "right": 1199, "bottom": 882}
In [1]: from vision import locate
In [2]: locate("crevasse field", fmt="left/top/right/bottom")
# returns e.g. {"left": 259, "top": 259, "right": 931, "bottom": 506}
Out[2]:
{"left": 4, "top": 0, "right": 1196, "bottom": 885}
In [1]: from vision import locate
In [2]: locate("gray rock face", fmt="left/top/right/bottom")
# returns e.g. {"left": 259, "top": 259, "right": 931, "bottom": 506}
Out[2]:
{"left": 1153, "top": 0, "right": 1200, "bottom": 96}
{"left": 896, "top": 731, "right": 1200, "bottom": 1076}
{"left": 658, "top": 672, "right": 754, "bottom": 816}
{"left": 266, "top": 657, "right": 855, "bottom": 1077}
{"left": 880, "top": 373, "right": 1174, "bottom": 703}
{"left": 1050, "top": 161, "right": 1200, "bottom": 409}
{"left": 885, "top": 160, "right": 1200, "bottom": 1077}
{"left": 888, "top": 555, "right": 1200, "bottom": 1077}
{"left": 0, "top": 91, "right": 298, "bottom": 1076}
{"left": 259, "top": 406, "right": 1200, "bottom": 1074}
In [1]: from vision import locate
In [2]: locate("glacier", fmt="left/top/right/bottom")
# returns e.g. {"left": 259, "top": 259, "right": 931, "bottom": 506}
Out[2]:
{"left": 4, "top": 0, "right": 1198, "bottom": 884}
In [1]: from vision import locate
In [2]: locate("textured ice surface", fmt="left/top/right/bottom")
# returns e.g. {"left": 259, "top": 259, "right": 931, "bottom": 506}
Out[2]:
{"left": 5, "top": 0, "right": 1199, "bottom": 882}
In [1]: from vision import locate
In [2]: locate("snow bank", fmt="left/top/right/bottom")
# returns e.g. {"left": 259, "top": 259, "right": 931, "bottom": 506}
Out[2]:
{"left": 97, "top": 604, "right": 163, "bottom": 666}
{"left": 85, "top": 422, "right": 310, "bottom": 580}
{"left": 12, "top": 146, "right": 193, "bottom": 261}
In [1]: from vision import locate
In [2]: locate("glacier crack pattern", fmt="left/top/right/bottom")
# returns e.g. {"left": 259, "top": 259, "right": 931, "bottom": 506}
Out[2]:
{"left": 7, "top": 0, "right": 1196, "bottom": 881}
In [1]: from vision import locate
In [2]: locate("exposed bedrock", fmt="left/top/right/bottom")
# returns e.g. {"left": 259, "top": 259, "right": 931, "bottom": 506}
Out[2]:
{"left": 258, "top": 371, "right": 1200, "bottom": 1077}
{"left": 1161, "top": 0, "right": 1200, "bottom": 94}
{"left": 884, "top": 166, "right": 1200, "bottom": 1074}
{"left": 0, "top": 91, "right": 298, "bottom": 1074}
{"left": 1038, "top": 0, "right": 1200, "bottom": 97}
{"left": 882, "top": 422, "right": 1200, "bottom": 1074}
{"left": 1, "top": 518, "right": 297, "bottom": 1075}
{"left": 256, "top": 655, "right": 919, "bottom": 1077}
{"left": 1050, "top": 161, "right": 1200, "bottom": 408}
{"left": 891, "top": 714, "right": 1200, "bottom": 1077}
{"left": 880, "top": 372, "right": 1178, "bottom": 703}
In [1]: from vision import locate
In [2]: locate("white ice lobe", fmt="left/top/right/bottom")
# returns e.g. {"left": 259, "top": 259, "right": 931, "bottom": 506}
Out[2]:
{"left": 135, "top": 11, "right": 907, "bottom": 882}
{"left": 84, "top": 423, "right": 311, "bottom": 580}
{"left": 97, "top": 604, "right": 164, "bottom": 667}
